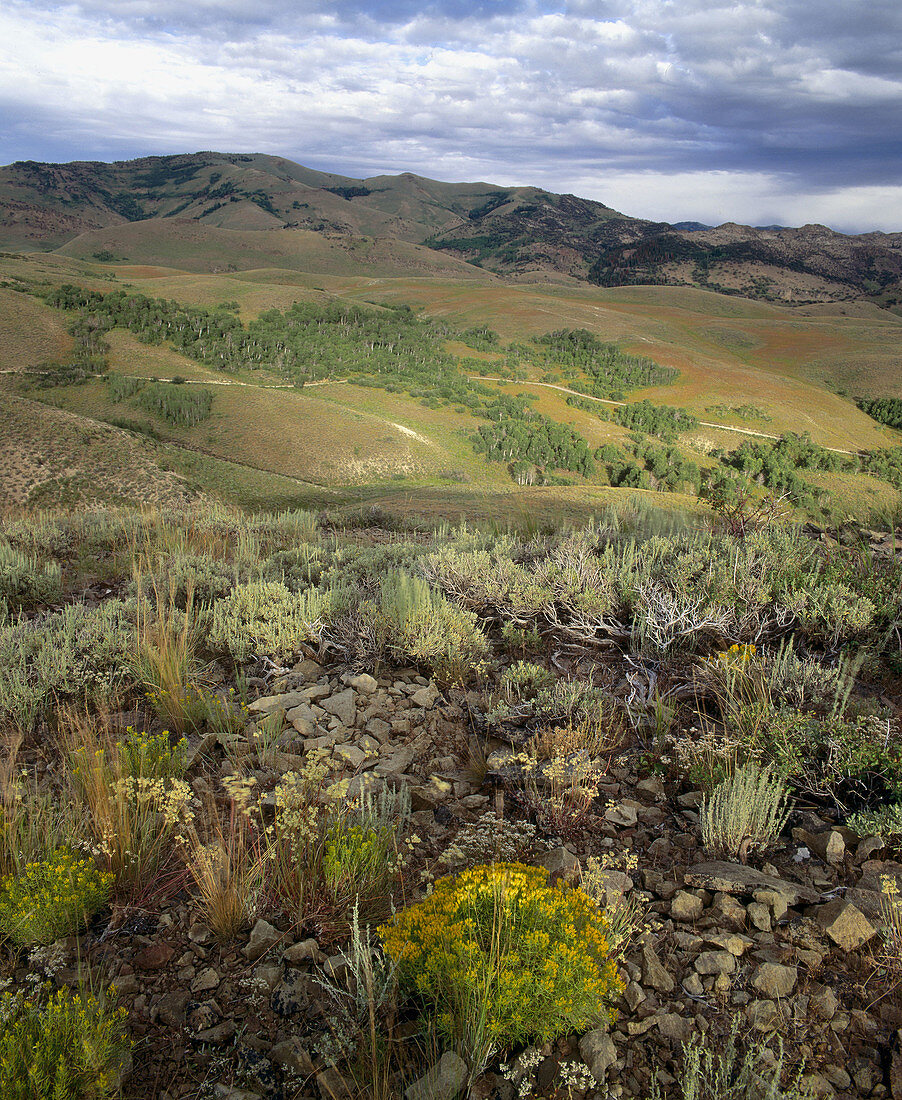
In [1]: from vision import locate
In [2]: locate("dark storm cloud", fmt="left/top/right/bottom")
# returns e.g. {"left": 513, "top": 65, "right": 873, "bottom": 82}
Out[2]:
{"left": 2, "top": 0, "right": 900, "bottom": 228}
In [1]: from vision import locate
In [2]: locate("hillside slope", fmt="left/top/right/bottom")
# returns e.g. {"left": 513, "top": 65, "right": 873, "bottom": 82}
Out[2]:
{"left": 2, "top": 152, "right": 901, "bottom": 304}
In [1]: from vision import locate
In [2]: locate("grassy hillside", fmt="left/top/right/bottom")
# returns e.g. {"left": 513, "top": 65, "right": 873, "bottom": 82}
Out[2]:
{"left": 1, "top": 249, "right": 899, "bottom": 524}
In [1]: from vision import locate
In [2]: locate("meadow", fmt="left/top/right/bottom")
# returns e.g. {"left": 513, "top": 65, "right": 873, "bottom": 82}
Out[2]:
{"left": 0, "top": 497, "right": 900, "bottom": 1099}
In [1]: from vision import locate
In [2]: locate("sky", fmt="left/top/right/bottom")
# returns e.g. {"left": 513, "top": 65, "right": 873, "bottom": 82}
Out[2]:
{"left": 1, "top": 0, "right": 901, "bottom": 232}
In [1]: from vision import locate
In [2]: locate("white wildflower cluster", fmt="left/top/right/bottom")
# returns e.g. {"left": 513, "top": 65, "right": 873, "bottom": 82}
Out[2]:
{"left": 499, "top": 1047, "right": 543, "bottom": 1098}
{"left": 437, "top": 811, "right": 551, "bottom": 870}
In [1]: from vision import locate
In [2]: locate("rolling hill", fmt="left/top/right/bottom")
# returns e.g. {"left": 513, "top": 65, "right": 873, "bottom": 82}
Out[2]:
{"left": 2, "top": 152, "right": 901, "bottom": 305}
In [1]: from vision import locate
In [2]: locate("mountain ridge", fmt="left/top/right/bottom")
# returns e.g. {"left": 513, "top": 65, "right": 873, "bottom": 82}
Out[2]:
{"left": 2, "top": 151, "right": 901, "bottom": 306}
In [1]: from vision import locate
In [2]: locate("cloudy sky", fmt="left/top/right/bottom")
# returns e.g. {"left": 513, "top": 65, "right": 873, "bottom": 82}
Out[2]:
{"left": 1, "top": 0, "right": 900, "bottom": 231}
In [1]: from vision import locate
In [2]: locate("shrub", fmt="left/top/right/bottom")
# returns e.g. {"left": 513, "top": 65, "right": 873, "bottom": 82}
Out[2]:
{"left": 847, "top": 803, "right": 902, "bottom": 838}
{"left": 0, "top": 539, "right": 62, "bottom": 612}
{"left": 371, "top": 571, "right": 489, "bottom": 681}
{"left": 0, "top": 600, "right": 134, "bottom": 731}
{"left": 208, "top": 580, "right": 343, "bottom": 661}
{"left": 0, "top": 849, "right": 112, "bottom": 946}
{"left": 700, "top": 761, "right": 791, "bottom": 859}
{"left": 663, "top": 1017, "right": 813, "bottom": 1100}
{"left": 0, "top": 985, "right": 130, "bottom": 1100}
{"left": 67, "top": 721, "right": 194, "bottom": 891}
{"left": 378, "top": 862, "right": 623, "bottom": 1072}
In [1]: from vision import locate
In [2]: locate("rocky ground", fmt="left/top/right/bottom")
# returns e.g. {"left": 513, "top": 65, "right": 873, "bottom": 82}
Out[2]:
{"left": 9, "top": 653, "right": 902, "bottom": 1100}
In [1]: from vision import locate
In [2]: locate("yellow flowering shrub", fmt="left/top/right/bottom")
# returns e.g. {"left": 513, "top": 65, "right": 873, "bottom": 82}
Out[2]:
{"left": 0, "top": 985, "right": 130, "bottom": 1100}
{"left": 378, "top": 862, "right": 623, "bottom": 1057}
{"left": 0, "top": 849, "right": 112, "bottom": 946}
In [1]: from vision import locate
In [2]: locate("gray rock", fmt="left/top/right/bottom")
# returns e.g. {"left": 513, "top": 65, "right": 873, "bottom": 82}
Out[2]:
{"left": 410, "top": 684, "right": 439, "bottom": 709}
{"left": 153, "top": 991, "right": 191, "bottom": 1028}
{"left": 855, "top": 836, "right": 885, "bottom": 862}
{"left": 346, "top": 672, "right": 378, "bottom": 694}
{"left": 685, "top": 861, "right": 817, "bottom": 905}
{"left": 604, "top": 802, "right": 638, "bottom": 827}
{"left": 670, "top": 891, "right": 704, "bottom": 922}
{"left": 248, "top": 691, "right": 307, "bottom": 715}
{"left": 213, "top": 1088, "right": 261, "bottom": 1100}
{"left": 316, "top": 1067, "right": 354, "bottom": 1099}
{"left": 374, "top": 747, "right": 416, "bottom": 776}
{"left": 751, "top": 962, "right": 797, "bottom": 999}
{"left": 641, "top": 942, "right": 675, "bottom": 993}
{"left": 747, "top": 901, "right": 771, "bottom": 932}
{"left": 333, "top": 743, "right": 370, "bottom": 769}
{"left": 242, "top": 919, "right": 283, "bottom": 961}
{"left": 694, "top": 950, "right": 736, "bottom": 976}
{"left": 283, "top": 938, "right": 327, "bottom": 965}
{"left": 815, "top": 900, "right": 877, "bottom": 951}
{"left": 405, "top": 1051, "right": 468, "bottom": 1100}
{"left": 656, "top": 1012, "right": 694, "bottom": 1042}
{"left": 579, "top": 1028, "right": 617, "bottom": 1082}
{"left": 191, "top": 966, "right": 221, "bottom": 993}
{"left": 270, "top": 1039, "right": 316, "bottom": 1077}
{"left": 744, "top": 1000, "right": 779, "bottom": 1031}
{"left": 321, "top": 689, "right": 357, "bottom": 726}
{"left": 535, "top": 846, "right": 581, "bottom": 884}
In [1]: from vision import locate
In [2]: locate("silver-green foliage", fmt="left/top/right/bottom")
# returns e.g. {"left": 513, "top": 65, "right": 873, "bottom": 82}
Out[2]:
{"left": 669, "top": 1019, "right": 813, "bottom": 1100}
{"left": 700, "top": 761, "right": 791, "bottom": 858}
{"left": 208, "top": 580, "right": 346, "bottom": 660}
{"left": 372, "top": 571, "right": 489, "bottom": 680}
{"left": 847, "top": 802, "right": 902, "bottom": 838}
{"left": 0, "top": 600, "right": 135, "bottom": 730}
{"left": 0, "top": 539, "right": 62, "bottom": 612}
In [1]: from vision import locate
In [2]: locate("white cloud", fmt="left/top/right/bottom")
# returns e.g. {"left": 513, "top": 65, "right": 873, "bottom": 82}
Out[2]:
{"left": 0, "top": 0, "right": 900, "bottom": 230}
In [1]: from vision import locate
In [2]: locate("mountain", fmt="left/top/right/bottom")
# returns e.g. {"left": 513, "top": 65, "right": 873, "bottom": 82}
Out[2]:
{"left": 1, "top": 152, "right": 901, "bottom": 305}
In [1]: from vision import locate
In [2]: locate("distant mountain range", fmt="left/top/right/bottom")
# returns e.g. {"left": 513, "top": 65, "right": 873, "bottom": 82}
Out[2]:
{"left": 1, "top": 151, "right": 900, "bottom": 305}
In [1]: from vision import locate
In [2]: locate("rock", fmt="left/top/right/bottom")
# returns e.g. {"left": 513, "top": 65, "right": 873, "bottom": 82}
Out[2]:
{"left": 152, "top": 991, "right": 191, "bottom": 1028}
{"left": 242, "top": 919, "right": 283, "bottom": 961}
{"left": 624, "top": 981, "right": 646, "bottom": 1010}
{"left": 704, "top": 932, "right": 751, "bottom": 957}
{"left": 856, "top": 836, "right": 886, "bottom": 862}
{"left": 191, "top": 966, "right": 221, "bottom": 993}
{"left": 641, "top": 942, "right": 675, "bottom": 993}
{"left": 405, "top": 1051, "right": 468, "bottom": 1100}
{"left": 815, "top": 900, "right": 877, "bottom": 951}
{"left": 824, "top": 831, "right": 845, "bottom": 865}
{"left": 656, "top": 1013, "right": 693, "bottom": 1042}
{"left": 670, "top": 891, "right": 704, "bottom": 921}
{"left": 744, "top": 1000, "right": 779, "bottom": 1031}
{"left": 694, "top": 951, "right": 736, "bottom": 976}
{"left": 685, "top": 861, "right": 817, "bottom": 905}
{"left": 751, "top": 962, "right": 797, "bottom": 999}
{"left": 410, "top": 684, "right": 439, "bottom": 709}
{"left": 283, "top": 938, "right": 327, "bottom": 965}
{"left": 213, "top": 1087, "right": 262, "bottom": 1100}
{"left": 321, "top": 689, "right": 357, "bottom": 726}
{"left": 291, "top": 658, "right": 322, "bottom": 681}
{"left": 188, "top": 922, "right": 212, "bottom": 945}
{"left": 535, "top": 846, "right": 581, "bottom": 884}
{"left": 333, "top": 743, "right": 370, "bottom": 769}
{"left": 579, "top": 1028, "right": 617, "bottom": 1082}
{"left": 194, "top": 1019, "right": 237, "bottom": 1043}
{"left": 316, "top": 1067, "right": 355, "bottom": 1099}
{"left": 366, "top": 717, "right": 393, "bottom": 742}
{"left": 712, "top": 892, "right": 748, "bottom": 930}
{"left": 248, "top": 691, "right": 307, "bottom": 715}
{"left": 253, "top": 964, "right": 282, "bottom": 992}
{"left": 747, "top": 901, "right": 771, "bottom": 932}
{"left": 374, "top": 747, "right": 416, "bottom": 776}
{"left": 133, "top": 942, "right": 175, "bottom": 970}
{"left": 346, "top": 672, "right": 378, "bottom": 694}
{"left": 604, "top": 803, "right": 638, "bottom": 827}
{"left": 270, "top": 1039, "right": 316, "bottom": 1077}
{"left": 809, "top": 985, "right": 838, "bottom": 1020}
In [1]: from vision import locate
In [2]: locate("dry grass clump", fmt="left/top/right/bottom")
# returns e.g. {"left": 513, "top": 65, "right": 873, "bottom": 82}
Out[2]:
{"left": 63, "top": 713, "right": 193, "bottom": 893}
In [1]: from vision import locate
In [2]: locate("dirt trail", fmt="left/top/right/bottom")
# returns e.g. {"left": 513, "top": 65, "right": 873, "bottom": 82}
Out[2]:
{"left": 466, "top": 375, "right": 860, "bottom": 456}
